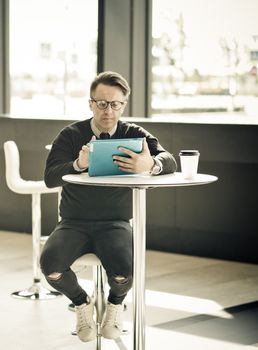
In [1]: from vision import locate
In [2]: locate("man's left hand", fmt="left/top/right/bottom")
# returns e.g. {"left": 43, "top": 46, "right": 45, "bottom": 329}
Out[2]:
{"left": 113, "top": 138, "right": 154, "bottom": 173}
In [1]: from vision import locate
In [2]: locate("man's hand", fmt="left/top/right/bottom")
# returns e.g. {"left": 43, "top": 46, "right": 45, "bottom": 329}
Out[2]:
{"left": 77, "top": 135, "right": 96, "bottom": 169}
{"left": 113, "top": 138, "right": 154, "bottom": 173}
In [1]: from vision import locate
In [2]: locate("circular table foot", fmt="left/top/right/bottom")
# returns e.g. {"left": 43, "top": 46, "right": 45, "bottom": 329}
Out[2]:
{"left": 11, "top": 282, "right": 62, "bottom": 300}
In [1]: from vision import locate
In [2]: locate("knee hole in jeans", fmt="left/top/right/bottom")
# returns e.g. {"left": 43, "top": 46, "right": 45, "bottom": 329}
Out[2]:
{"left": 47, "top": 272, "right": 62, "bottom": 281}
{"left": 113, "top": 275, "right": 128, "bottom": 284}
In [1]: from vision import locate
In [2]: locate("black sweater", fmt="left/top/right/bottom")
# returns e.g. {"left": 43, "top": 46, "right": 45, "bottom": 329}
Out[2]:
{"left": 45, "top": 118, "right": 177, "bottom": 221}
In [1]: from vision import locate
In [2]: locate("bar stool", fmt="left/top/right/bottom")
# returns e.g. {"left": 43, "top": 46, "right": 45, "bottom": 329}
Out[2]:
{"left": 3, "top": 140, "right": 61, "bottom": 300}
{"left": 71, "top": 253, "right": 106, "bottom": 350}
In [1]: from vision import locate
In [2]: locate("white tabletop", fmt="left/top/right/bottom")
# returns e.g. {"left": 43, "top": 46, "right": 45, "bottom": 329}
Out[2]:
{"left": 62, "top": 172, "right": 218, "bottom": 189}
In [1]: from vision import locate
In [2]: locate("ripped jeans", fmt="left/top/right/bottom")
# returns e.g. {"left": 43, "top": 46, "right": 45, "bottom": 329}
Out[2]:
{"left": 40, "top": 219, "right": 133, "bottom": 306}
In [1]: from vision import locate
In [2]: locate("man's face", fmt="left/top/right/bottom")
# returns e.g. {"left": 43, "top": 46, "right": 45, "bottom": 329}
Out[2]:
{"left": 89, "top": 83, "right": 127, "bottom": 132}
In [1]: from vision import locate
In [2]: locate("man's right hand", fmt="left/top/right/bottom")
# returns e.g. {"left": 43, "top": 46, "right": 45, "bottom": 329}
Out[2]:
{"left": 77, "top": 135, "right": 96, "bottom": 169}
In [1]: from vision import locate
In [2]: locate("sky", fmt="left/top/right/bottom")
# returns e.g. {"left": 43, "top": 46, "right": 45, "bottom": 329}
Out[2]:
{"left": 9, "top": 0, "right": 98, "bottom": 75}
{"left": 152, "top": 0, "right": 258, "bottom": 75}
{"left": 9, "top": 0, "right": 258, "bottom": 77}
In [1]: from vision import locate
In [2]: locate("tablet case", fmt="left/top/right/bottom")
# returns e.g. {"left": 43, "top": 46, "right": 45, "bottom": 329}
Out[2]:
{"left": 88, "top": 138, "right": 144, "bottom": 176}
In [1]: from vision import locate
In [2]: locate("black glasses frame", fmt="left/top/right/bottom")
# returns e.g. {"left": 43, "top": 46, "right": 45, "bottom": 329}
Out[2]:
{"left": 90, "top": 99, "right": 126, "bottom": 111}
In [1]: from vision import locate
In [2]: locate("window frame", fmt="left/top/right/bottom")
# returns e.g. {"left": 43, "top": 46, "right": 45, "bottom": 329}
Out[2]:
{"left": 0, "top": 0, "right": 10, "bottom": 114}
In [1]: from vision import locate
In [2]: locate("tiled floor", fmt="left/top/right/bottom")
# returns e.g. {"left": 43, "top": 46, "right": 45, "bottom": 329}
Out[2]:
{"left": 0, "top": 230, "right": 258, "bottom": 350}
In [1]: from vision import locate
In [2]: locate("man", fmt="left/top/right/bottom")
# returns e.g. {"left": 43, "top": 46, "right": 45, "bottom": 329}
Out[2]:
{"left": 40, "top": 71, "right": 177, "bottom": 343}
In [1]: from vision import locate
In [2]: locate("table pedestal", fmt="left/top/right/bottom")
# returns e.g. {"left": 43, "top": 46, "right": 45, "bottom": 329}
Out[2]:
{"left": 133, "top": 188, "right": 146, "bottom": 350}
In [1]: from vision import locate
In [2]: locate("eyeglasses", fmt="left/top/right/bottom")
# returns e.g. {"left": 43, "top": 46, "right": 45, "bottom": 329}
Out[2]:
{"left": 90, "top": 99, "right": 126, "bottom": 111}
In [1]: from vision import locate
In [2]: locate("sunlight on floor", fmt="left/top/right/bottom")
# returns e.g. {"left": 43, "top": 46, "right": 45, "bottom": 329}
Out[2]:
{"left": 144, "top": 290, "right": 232, "bottom": 319}
{"left": 78, "top": 277, "right": 232, "bottom": 319}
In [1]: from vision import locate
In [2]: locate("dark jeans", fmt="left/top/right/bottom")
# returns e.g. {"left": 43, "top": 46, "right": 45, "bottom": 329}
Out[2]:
{"left": 40, "top": 219, "right": 133, "bottom": 305}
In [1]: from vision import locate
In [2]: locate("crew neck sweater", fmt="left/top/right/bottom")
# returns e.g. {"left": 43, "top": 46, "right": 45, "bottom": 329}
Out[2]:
{"left": 44, "top": 118, "right": 177, "bottom": 221}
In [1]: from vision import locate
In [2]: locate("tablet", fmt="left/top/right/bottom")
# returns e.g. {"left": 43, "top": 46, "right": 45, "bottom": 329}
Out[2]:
{"left": 88, "top": 138, "right": 144, "bottom": 176}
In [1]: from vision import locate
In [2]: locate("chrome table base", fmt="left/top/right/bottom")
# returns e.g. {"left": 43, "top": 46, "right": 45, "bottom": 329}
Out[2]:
{"left": 133, "top": 188, "right": 146, "bottom": 350}
{"left": 11, "top": 280, "right": 62, "bottom": 300}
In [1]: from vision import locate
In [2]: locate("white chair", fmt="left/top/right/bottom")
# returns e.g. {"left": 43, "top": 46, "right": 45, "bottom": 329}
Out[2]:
{"left": 3, "top": 140, "right": 61, "bottom": 300}
{"left": 71, "top": 253, "right": 106, "bottom": 350}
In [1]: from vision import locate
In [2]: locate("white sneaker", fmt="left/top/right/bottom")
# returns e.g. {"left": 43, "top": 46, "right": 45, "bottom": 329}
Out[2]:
{"left": 75, "top": 300, "right": 97, "bottom": 342}
{"left": 101, "top": 302, "right": 123, "bottom": 339}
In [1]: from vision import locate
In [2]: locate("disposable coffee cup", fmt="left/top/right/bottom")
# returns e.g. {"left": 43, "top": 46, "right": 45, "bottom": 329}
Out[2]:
{"left": 179, "top": 150, "right": 200, "bottom": 179}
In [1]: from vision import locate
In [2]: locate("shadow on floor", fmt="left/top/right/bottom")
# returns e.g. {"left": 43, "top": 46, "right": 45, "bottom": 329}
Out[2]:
{"left": 155, "top": 301, "right": 258, "bottom": 346}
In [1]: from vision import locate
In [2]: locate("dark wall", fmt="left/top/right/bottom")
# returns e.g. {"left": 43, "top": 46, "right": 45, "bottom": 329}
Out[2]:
{"left": 1, "top": 117, "right": 258, "bottom": 263}
{"left": 145, "top": 122, "right": 258, "bottom": 263}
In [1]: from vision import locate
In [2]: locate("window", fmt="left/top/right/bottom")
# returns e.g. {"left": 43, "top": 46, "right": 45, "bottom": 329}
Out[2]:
{"left": 152, "top": 0, "right": 258, "bottom": 115}
{"left": 9, "top": 0, "right": 98, "bottom": 118}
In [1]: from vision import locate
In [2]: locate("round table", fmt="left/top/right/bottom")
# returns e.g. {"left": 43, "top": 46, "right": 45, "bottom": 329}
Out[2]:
{"left": 62, "top": 172, "right": 218, "bottom": 350}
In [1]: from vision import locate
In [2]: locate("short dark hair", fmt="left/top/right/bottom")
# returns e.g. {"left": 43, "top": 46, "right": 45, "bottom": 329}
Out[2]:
{"left": 90, "top": 71, "right": 131, "bottom": 98}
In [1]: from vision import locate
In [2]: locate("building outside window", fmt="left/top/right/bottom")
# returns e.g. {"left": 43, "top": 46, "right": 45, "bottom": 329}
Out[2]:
{"left": 152, "top": 0, "right": 258, "bottom": 116}
{"left": 9, "top": 0, "right": 98, "bottom": 118}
